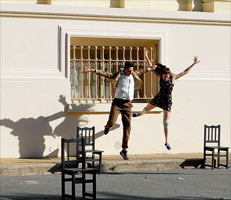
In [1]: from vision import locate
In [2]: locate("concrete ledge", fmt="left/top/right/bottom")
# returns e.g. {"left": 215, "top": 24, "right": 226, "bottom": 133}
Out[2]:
{"left": 102, "top": 159, "right": 186, "bottom": 172}
{"left": 1, "top": 155, "right": 230, "bottom": 176}
{"left": 0, "top": 164, "right": 55, "bottom": 176}
{"left": 0, "top": 160, "right": 186, "bottom": 176}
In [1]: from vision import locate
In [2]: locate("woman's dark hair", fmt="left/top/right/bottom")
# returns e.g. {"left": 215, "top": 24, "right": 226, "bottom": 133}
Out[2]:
{"left": 154, "top": 63, "right": 171, "bottom": 75}
{"left": 162, "top": 67, "right": 171, "bottom": 75}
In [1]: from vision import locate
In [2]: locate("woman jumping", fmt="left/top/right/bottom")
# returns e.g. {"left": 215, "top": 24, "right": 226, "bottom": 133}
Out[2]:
{"left": 132, "top": 48, "right": 200, "bottom": 150}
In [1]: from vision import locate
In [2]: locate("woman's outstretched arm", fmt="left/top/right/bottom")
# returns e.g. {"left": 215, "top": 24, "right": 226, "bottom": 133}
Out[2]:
{"left": 175, "top": 56, "right": 200, "bottom": 80}
{"left": 144, "top": 48, "right": 160, "bottom": 77}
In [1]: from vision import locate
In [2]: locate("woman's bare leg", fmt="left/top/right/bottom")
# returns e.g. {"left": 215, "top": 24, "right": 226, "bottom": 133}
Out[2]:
{"left": 163, "top": 110, "right": 171, "bottom": 149}
{"left": 133, "top": 103, "right": 156, "bottom": 117}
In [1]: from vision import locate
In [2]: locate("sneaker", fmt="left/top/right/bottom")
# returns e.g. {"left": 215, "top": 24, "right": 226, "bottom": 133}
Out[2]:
{"left": 104, "top": 127, "right": 110, "bottom": 135}
{"left": 165, "top": 143, "right": 171, "bottom": 150}
{"left": 132, "top": 112, "right": 141, "bottom": 117}
{"left": 120, "top": 150, "right": 129, "bottom": 160}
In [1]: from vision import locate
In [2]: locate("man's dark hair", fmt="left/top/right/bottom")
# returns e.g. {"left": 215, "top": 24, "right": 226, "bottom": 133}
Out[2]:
{"left": 124, "top": 61, "right": 134, "bottom": 69}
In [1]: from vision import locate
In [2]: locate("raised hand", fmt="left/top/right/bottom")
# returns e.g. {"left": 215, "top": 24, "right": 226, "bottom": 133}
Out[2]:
{"left": 144, "top": 47, "right": 149, "bottom": 57}
{"left": 82, "top": 68, "right": 96, "bottom": 73}
{"left": 58, "top": 95, "right": 67, "bottom": 106}
{"left": 193, "top": 56, "right": 200, "bottom": 65}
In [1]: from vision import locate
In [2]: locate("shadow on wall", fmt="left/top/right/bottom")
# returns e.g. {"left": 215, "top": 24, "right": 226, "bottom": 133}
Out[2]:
{"left": 192, "top": 0, "right": 202, "bottom": 11}
{"left": 0, "top": 95, "right": 116, "bottom": 158}
{"left": 178, "top": 0, "right": 203, "bottom": 11}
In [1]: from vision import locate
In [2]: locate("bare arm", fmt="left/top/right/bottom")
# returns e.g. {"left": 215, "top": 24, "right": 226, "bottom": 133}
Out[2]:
{"left": 82, "top": 68, "right": 118, "bottom": 80}
{"left": 144, "top": 48, "right": 160, "bottom": 77}
{"left": 175, "top": 56, "right": 200, "bottom": 80}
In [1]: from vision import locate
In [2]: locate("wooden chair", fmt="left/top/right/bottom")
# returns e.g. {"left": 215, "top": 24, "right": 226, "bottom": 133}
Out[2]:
{"left": 204, "top": 125, "right": 229, "bottom": 169}
{"left": 61, "top": 137, "right": 98, "bottom": 200}
{"left": 77, "top": 126, "right": 103, "bottom": 174}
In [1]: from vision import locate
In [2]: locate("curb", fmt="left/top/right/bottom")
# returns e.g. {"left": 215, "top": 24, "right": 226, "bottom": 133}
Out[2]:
{"left": 0, "top": 164, "right": 55, "bottom": 176}
{"left": 1, "top": 158, "right": 228, "bottom": 176}
{"left": 102, "top": 159, "right": 185, "bottom": 172}
{"left": 0, "top": 159, "right": 193, "bottom": 176}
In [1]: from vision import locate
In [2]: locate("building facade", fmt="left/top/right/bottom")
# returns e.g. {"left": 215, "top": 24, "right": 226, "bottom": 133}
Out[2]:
{"left": 0, "top": 0, "right": 230, "bottom": 158}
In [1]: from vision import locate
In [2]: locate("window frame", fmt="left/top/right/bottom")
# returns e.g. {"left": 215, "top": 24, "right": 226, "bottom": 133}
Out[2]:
{"left": 58, "top": 24, "right": 167, "bottom": 105}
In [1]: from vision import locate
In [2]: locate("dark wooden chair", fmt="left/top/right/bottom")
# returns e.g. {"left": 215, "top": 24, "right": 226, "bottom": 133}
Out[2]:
{"left": 204, "top": 125, "right": 229, "bottom": 169}
{"left": 77, "top": 126, "right": 103, "bottom": 174}
{"left": 61, "top": 137, "right": 98, "bottom": 200}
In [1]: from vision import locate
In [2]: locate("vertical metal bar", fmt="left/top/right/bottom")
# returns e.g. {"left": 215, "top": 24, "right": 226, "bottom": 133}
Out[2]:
{"left": 150, "top": 47, "right": 153, "bottom": 98}
{"left": 109, "top": 46, "right": 112, "bottom": 99}
{"left": 123, "top": 46, "right": 126, "bottom": 66}
{"left": 143, "top": 47, "right": 146, "bottom": 98}
{"left": 130, "top": 47, "right": 132, "bottom": 61}
{"left": 116, "top": 47, "right": 119, "bottom": 71}
{"left": 72, "top": 46, "right": 76, "bottom": 103}
{"left": 136, "top": 47, "right": 140, "bottom": 98}
{"left": 95, "top": 46, "right": 98, "bottom": 99}
{"left": 89, "top": 129, "right": 91, "bottom": 144}
{"left": 102, "top": 46, "right": 105, "bottom": 99}
{"left": 88, "top": 46, "right": 91, "bottom": 99}
{"left": 80, "top": 46, "right": 84, "bottom": 99}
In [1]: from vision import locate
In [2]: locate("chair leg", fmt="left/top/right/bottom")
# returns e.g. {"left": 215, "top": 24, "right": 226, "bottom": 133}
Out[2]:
{"left": 82, "top": 173, "right": 86, "bottom": 199}
{"left": 218, "top": 149, "right": 220, "bottom": 168}
{"left": 62, "top": 173, "right": 65, "bottom": 199}
{"left": 226, "top": 150, "right": 229, "bottom": 169}
{"left": 212, "top": 150, "right": 214, "bottom": 170}
{"left": 93, "top": 173, "right": 96, "bottom": 200}
{"left": 72, "top": 174, "right": 75, "bottom": 200}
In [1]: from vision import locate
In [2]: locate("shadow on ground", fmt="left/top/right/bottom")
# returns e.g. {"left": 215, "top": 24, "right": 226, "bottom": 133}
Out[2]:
{"left": 0, "top": 193, "right": 219, "bottom": 200}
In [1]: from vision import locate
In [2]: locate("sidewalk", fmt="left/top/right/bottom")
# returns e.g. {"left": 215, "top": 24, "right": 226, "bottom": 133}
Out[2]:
{"left": 0, "top": 153, "right": 230, "bottom": 176}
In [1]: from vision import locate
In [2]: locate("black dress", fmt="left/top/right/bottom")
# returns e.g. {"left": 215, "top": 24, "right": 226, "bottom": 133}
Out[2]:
{"left": 150, "top": 76, "right": 174, "bottom": 111}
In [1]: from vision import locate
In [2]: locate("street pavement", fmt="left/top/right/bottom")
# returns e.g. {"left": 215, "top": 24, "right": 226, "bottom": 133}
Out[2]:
{"left": 0, "top": 168, "right": 230, "bottom": 200}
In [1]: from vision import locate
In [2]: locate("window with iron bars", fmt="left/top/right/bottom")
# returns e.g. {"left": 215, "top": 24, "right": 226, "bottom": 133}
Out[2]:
{"left": 70, "top": 42, "right": 159, "bottom": 103}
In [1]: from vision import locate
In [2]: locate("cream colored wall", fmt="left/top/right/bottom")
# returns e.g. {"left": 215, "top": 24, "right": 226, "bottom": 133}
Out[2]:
{"left": 51, "top": 0, "right": 110, "bottom": 7}
{"left": 214, "top": 1, "right": 231, "bottom": 13}
{"left": 1, "top": 0, "right": 37, "bottom": 4}
{"left": 0, "top": 4, "right": 230, "bottom": 158}
{"left": 125, "top": 0, "right": 179, "bottom": 11}
{"left": 1, "top": 0, "right": 230, "bottom": 13}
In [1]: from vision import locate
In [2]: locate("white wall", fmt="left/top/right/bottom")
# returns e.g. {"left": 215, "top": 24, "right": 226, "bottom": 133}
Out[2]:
{"left": 0, "top": 4, "right": 230, "bottom": 158}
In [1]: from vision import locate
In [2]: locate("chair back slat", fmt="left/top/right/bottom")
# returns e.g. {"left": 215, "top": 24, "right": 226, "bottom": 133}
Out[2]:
{"left": 77, "top": 126, "right": 95, "bottom": 149}
{"left": 61, "top": 137, "right": 86, "bottom": 170}
{"left": 67, "top": 142, "right": 70, "bottom": 161}
{"left": 204, "top": 125, "right": 220, "bottom": 146}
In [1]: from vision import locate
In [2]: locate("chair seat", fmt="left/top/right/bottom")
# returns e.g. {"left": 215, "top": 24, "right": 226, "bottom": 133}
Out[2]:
{"left": 93, "top": 150, "right": 104, "bottom": 153}
{"left": 81, "top": 150, "right": 103, "bottom": 153}
{"left": 205, "top": 146, "right": 229, "bottom": 151}
{"left": 63, "top": 167, "right": 98, "bottom": 173}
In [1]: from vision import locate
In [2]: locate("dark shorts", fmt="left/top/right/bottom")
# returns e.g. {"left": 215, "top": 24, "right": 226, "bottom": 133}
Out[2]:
{"left": 150, "top": 95, "right": 172, "bottom": 111}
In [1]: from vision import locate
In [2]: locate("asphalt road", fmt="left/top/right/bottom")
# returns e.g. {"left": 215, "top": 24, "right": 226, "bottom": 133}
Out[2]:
{"left": 0, "top": 168, "right": 230, "bottom": 200}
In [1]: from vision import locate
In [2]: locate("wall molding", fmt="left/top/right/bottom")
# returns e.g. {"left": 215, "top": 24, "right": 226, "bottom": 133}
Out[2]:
{"left": 0, "top": 3, "right": 230, "bottom": 26}
{"left": 0, "top": 67, "right": 66, "bottom": 81}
